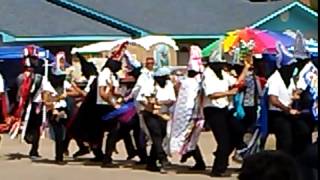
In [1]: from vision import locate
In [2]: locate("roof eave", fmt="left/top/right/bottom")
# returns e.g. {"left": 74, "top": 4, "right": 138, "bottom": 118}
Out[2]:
{"left": 47, "top": 0, "right": 149, "bottom": 37}
{"left": 250, "top": 1, "right": 318, "bottom": 28}
{"left": 1, "top": 34, "right": 129, "bottom": 43}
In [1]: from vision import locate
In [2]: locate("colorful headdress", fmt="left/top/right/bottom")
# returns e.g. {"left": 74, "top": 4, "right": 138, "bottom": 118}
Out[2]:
{"left": 187, "top": 45, "right": 204, "bottom": 72}
{"left": 110, "top": 41, "right": 129, "bottom": 60}
{"left": 231, "top": 40, "right": 255, "bottom": 65}
{"left": 52, "top": 51, "right": 68, "bottom": 75}
{"left": 276, "top": 41, "right": 297, "bottom": 68}
{"left": 239, "top": 40, "right": 255, "bottom": 59}
{"left": 293, "top": 30, "right": 309, "bottom": 59}
{"left": 23, "top": 45, "right": 39, "bottom": 67}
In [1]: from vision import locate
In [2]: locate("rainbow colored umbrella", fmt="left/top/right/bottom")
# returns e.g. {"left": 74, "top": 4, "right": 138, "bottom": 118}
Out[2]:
{"left": 223, "top": 27, "right": 294, "bottom": 54}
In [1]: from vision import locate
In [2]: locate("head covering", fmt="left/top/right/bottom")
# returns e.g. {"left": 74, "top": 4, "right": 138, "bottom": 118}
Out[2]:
{"left": 209, "top": 40, "right": 226, "bottom": 63}
{"left": 110, "top": 41, "right": 129, "bottom": 60}
{"left": 293, "top": 30, "right": 309, "bottom": 59}
{"left": 23, "top": 45, "right": 39, "bottom": 67}
{"left": 153, "top": 66, "right": 171, "bottom": 77}
{"left": 276, "top": 41, "right": 297, "bottom": 69}
{"left": 187, "top": 45, "right": 204, "bottom": 72}
{"left": 51, "top": 51, "right": 68, "bottom": 75}
{"left": 124, "top": 50, "right": 142, "bottom": 70}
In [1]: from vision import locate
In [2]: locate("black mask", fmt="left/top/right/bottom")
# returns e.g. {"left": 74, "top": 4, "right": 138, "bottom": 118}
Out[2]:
{"left": 48, "top": 72, "right": 66, "bottom": 95}
{"left": 279, "top": 64, "right": 295, "bottom": 88}
{"left": 154, "top": 76, "right": 168, "bottom": 88}
{"left": 104, "top": 59, "right": 122, "bottom": 73}
{"left": 209, "top": 62, "right": 225, "bottom": 80}
{"left": 187, "top": 70, "right": 199, "bottom": 78}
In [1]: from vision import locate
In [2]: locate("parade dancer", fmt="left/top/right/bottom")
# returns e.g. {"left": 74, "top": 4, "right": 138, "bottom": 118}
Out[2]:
{"left": 202, "top": 50, "right": 250, "bottom": 177}
{"left": 267, "top": 42, "right": 310, "bottom": 156}
{"left": 113, "top": 52, "right": 148, "bottom": 164}
{"left": 137, "top": 67, "right": 176, "bottom": 173}
{"left": 63, "top": 51, "right": 96, "bottom": 158}
{"left": 45, "top": 52, "right": 80, "bottom": 164}
{"left": 9, "top": 45, "right": 47, "bottom": 159}
{"left": 69, "top": 42, "right": 127, "bottom": 167}
{"left": 166, "top": 45, "right": 205, "bottom": 170}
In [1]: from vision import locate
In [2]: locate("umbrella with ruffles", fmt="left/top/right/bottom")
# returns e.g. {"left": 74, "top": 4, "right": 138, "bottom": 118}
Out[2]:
{"left": 223, "top": 27, "right": 295, "bottom": 54}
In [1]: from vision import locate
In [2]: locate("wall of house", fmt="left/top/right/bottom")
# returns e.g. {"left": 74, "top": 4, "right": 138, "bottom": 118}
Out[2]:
{"left": 258, "top": 7, "right": 318, "bottom": 39}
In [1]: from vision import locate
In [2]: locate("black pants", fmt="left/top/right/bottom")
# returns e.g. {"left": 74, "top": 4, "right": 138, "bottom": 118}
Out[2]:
{"left": 143, "top": 111, "right": 168, "bottom": 166}
{"left": 116, "top": 114, "right": 147, "bottom": 161}
{"left": 49, "top": 109, "right": 67, "bottom": 162}
{"left": 230, "top": 107, "right": 257, "bottom": 150}
{"left": 25, "top": 103, "right": 42, "bottom": 156}
{"left": 181, "top": 145, "right": 205, "bottom": 165}
{"left": 204, "top": 107, "right": 234, "bottom": 174}
{"left": 50, "top": 119, "right": 65, "bottom": 162}
{"left": 63, "top": 133, "right": 88, "bottom": 153}
{"left": 89, "top": 104, "right": 118, "bottom": 162}
{"left": 268, "top": 110, "right": 311, "bottom": 156}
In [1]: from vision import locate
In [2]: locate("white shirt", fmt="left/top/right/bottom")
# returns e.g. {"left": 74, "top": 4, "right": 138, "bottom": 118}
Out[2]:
{"left": 33, "top": 78, "right": 57, "bottom": 103}
{"left": 33, "top": 79, "right": 71, "bottom": 109}
{"left": 96, "top": 68, "right": 119, "bottom": 105}
{"left": 137, "top": 80, "right": 176, "bottom": 113}
{"left": 0, "top": 73, "right": 4, "bottom": 93}
{"left": 202, "top": 67, "right": 236, "bottom": 108}
{"left": 267, "top": 70, "right": 296, "bottom": 112}
{"left": 134, "top": 68, "right": 155, "bottom": 100}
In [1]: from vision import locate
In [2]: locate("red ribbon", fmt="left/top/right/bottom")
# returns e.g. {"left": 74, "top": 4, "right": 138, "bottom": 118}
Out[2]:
{"left": 14, "top": 73, "right": 32, "bottom": 118}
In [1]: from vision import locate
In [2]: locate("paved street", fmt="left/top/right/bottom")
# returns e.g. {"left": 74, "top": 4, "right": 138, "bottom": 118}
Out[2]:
{"left": 0, "top": 132, "right": 276, "bottom": 180}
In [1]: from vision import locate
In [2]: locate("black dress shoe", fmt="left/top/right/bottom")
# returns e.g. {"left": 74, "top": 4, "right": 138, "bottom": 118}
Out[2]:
{"left": 89, "top": 157, "right": 103, "bottom": 162}
{"left": 126, "top": 152, "right": 137, "bottom": 160}
{"left": 180, "top": 153, "right": 192, "bottom": 163}
{"left": 210, "top": 171, "right": 232, "bottom": 177}
{"left": 146, "top": 165, "right": 160, "bottom": 172}
{"left": 101, "top": 162, "right": 119, "bottom": 168}
{"left": 55, "top": 160, "right": 67, "bottom": 165}
{"left": 189, "top": 163, "right": 206, "bottom": 171}
{"left": 73, "top": 148, "right": 90, "bottom": 158}
{"left": 135, "top": 160, "right": 147, "bottom": 165}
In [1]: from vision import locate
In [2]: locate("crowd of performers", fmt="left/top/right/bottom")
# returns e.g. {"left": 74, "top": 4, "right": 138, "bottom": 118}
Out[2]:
{"left": 0, "top": 40, "right": 318, "bottom": 178}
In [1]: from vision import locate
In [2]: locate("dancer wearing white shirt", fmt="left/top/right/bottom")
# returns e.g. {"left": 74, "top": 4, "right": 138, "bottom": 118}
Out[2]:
{"left": 137, "top": 66, "right": 176, "bottom": 173}
{"left": 202, "top": 57, "right": 250, "bottom": 177}
{"left": 267, "top": 42, "right": 310, "bottom": 156}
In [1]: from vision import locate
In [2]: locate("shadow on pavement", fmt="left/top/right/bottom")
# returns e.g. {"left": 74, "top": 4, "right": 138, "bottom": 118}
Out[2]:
{"left": 4, "top": 153, "right": 30, "bottom": 160}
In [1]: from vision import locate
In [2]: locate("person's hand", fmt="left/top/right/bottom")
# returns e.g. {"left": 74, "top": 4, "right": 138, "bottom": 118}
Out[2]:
{"left": 114, "top": 104, "right": 121, "bottom": 109}
{"left": 227, "top": 88, "right": 238, "bottom": 96}
{"left": 289, "top": 109, "right": 300, "bottom": 115}
{"left": 124, "top": 95, "right": 132, "bottom": 102}
{"left": 244, "top": 55, "right": 253, "bottom": 69}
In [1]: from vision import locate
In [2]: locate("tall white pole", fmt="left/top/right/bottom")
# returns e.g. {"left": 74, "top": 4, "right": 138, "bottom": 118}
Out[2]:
{"left": 41, "top": 52, "right": 49, "bottom": 139}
